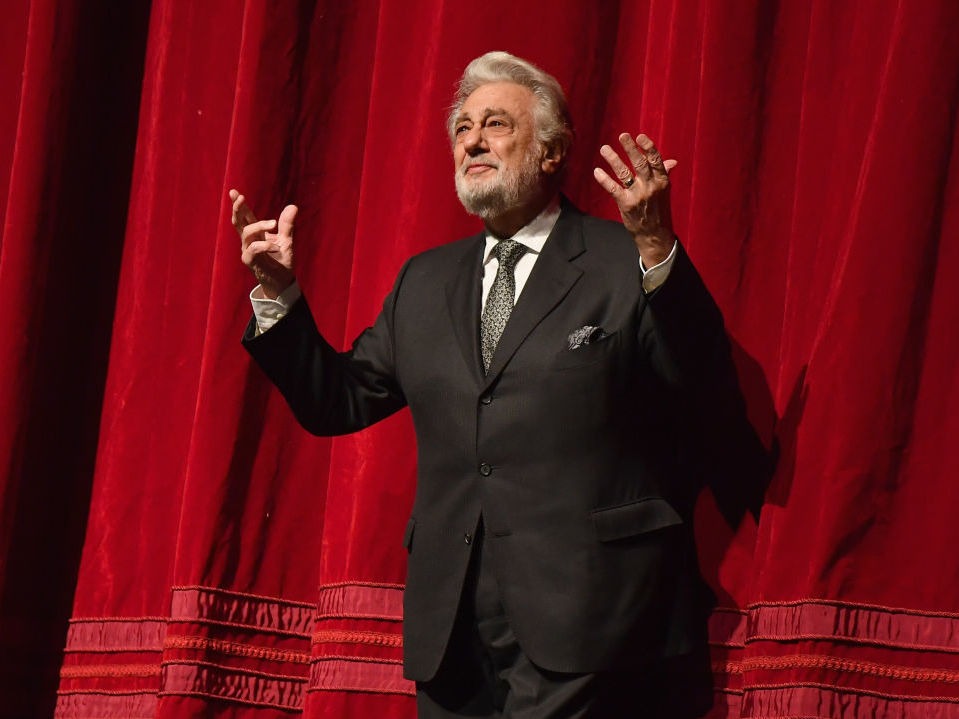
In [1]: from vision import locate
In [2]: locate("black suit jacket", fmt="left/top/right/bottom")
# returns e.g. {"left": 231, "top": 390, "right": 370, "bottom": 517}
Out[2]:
{"left": 244, "top": 202, "right": 766, "bottom": 682}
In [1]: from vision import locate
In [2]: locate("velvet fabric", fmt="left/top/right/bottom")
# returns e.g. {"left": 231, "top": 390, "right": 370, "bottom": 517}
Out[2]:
{"left": 1, "top": 1, "right": 958, "bottom": 717}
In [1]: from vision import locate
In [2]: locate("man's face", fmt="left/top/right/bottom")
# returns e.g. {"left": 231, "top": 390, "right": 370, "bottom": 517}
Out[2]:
{"left": 452, "top": 82, "right": 546, "bottom": 219}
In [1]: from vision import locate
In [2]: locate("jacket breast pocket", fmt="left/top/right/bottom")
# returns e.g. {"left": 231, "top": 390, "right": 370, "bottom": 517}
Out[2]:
{"left": 589, "top": 497, "right": 682, "bottom": 542}
{"left": 552, "top": 329, "right": 620, "bottom": 371}
{"left": 402, "top": 517, "right": 416, "bottom": 552}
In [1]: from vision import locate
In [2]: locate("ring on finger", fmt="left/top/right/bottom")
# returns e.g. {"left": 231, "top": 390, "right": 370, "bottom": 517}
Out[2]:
{"left": 622, "top": 175, "right": 635, "bottom": 189}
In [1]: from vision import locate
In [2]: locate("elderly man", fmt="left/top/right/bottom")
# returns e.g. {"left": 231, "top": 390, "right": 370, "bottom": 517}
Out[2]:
{"left": 232, "top": 51, "right": 764, "bottom": 718}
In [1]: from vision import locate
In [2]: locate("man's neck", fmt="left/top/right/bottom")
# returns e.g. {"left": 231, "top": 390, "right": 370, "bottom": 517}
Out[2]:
{"left": 484, "top": 190, "right": 559, "bottom": 239}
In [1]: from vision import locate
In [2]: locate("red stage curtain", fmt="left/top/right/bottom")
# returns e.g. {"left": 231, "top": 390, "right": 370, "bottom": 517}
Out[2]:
{"left": 1, "top": 1, "right": 958, "bottom": 717}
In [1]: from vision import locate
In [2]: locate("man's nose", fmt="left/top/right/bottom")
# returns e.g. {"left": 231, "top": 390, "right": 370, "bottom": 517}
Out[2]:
{"left": 462, "top": 125, "right": 488, "bottom": 155}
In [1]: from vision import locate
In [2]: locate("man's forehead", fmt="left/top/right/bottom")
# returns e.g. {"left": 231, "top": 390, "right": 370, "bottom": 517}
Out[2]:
{"left": 458, "top": 82, "right": 535, "bottom": 118}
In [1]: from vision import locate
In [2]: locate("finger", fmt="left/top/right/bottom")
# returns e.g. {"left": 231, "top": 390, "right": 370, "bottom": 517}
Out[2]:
{"left": 264, "top": 232, "right": 293, "bottom": 254}
{"left": 664, "top": 159, "right": 678, "bottom": 173}
{"left": 231, "top": 192, "right": 245, "bottom": 221}
{"left": 241, "top": 218, "right": 276, "bottom": 246}
{"left": 277, "top": 204, "right": 298, "bottom": 240}
{"left": 231, "top": 193, "right": 258, "bottom": 230}
{"left": 599, "top": 145, "right": 635, "bottom": 188}
{"left": 230, "top": 191, "right": 242, "bottom": 226}
{"left": 618, "top": 133, "right": 650, "bottom": 179}
{"left": 636, "top": 134, "right": 667, "bottom": 176}
{"left": 593, "top": 167, "right": 625, "bottom": 198}
{"left": 241, "top": 238, "right": 279, "bottom": 265}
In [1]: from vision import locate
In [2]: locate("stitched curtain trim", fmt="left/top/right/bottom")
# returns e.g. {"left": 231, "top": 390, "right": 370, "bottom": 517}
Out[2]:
{"left": 747, "top": 600, "right": 959, "bottom": 652}
{"left": 164, "top": 634, "right": 311, "bottom": 664}
{"left": 710, "top": 601, "right": 959, "bottom": 652}
{"left": 709, "top": 607, "right": 748, "bottom": 648}
{"left": 60, "top": 664, "right": 161, "bottom": 680}
{"left": 162, "top": 584, "right": 411, "bottom": 704}
{"left": 316, "top": 582, "right": 403, "bottom": 621}
{"left": 312, "top": 629, "right": 403, "bottom": 647}
{"left": 53, "top": 691, "right": 158, "bottom": 719}
{"left": 169, "top": 587, "right": 313, "bottom": 637}
{"left": 64, "top": 619, "right": 166, "bottom": 653}
{"left": 158, "top": 662, "right": 305, "bottom": 711}
{"left": 744, "top": 683, "right": 959, "bottom": 719}
{"left": 739, "top": 655, "right": 959, "bottom": 684}
{"left": 310, "top": 657, "right": 415, "bottom": 696}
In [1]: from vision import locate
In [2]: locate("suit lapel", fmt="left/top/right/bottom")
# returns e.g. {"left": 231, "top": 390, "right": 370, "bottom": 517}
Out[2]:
{"left": 482, "top": 205, "right": 585, "bottom": 390}
{"left": 445, "top": 233, "right": 486, "bottom": 386}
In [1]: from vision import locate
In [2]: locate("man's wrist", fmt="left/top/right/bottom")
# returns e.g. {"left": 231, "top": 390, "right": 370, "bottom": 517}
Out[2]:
{"left": 251, "top": 281, "right": 302, "bottom": 333}
{"left": 635, "top": 229, "right": 675, "bottom": 269}
{"left": 640, "top": 240, "right": 678, "bottom": 292}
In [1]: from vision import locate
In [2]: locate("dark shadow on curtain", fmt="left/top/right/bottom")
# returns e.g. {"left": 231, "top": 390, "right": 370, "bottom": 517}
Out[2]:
{"left": 765, "top": 365, "right": 807, "bottom": 509}
{"left": 0, "top": 4, "right": 151, "bottom": 716}
{"left": 693, "top": 339, "right": 779, "bottom": 611}
{"left": 710, "top": 339, "right": 777, "bottom": 530}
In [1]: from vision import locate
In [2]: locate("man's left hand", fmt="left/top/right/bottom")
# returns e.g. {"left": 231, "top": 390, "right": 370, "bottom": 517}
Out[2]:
{"left": 593, "top": 133, "right": 677, "bottom": 268}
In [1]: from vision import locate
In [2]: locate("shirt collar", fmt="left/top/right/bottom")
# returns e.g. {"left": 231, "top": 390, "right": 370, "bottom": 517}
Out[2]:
{"left": 483, "top": 196, "right": 562, "bottom": 264}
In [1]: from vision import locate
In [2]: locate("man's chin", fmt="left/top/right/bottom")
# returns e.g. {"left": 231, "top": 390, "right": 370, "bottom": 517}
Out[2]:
{"left": 457, "top": 174, "right": 494, "bottom": 194}
{"left": 455, "top": 181, "right": 505, "bottom": 218}
{"left": 459, "top": 198, "right": 501, "bottom": 220}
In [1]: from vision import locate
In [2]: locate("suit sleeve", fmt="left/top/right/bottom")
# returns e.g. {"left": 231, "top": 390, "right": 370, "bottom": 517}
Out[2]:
{"left": 638, "top": 244, "right": 771, "bottom": 522}
{"left": 241, "top": 260, "right": 411, "bottom": 436}
{"left": 638, "top": 243, "right": 729, "bottom": 391}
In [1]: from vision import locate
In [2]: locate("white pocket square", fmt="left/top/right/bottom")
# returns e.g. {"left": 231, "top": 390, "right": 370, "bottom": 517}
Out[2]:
{"left": 567, "top": 325, "right": 606, "bottom": 350}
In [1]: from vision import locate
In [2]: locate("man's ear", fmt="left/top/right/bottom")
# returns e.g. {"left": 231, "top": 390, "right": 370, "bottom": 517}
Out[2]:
{"left": 540, "top": 142, "right": 566, "bottom": 176}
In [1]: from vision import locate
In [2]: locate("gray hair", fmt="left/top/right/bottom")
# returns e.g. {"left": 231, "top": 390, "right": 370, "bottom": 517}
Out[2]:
{"left": 448, "top": 51, "right": 573, "bottom": 161}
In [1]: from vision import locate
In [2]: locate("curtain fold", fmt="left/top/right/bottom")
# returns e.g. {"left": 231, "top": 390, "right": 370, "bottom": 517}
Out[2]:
{"left": 0, "top": 1, "right": 957, "bottom": 717}
{"left": 0, "top": 0, "right": 150, "bottom": 714}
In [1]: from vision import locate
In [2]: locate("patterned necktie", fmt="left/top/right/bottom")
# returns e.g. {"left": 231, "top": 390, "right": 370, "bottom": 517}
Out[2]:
{"left": 481, "top": 239, "right": 528, "bottom": 372}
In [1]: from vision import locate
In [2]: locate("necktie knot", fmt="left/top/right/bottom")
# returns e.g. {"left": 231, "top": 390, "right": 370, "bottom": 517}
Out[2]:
{"left": 492, "top": 239, "right": 528, "bottom": 272}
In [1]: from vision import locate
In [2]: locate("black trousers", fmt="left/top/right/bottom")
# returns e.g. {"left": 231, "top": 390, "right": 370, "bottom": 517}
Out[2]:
{"left": 415, "top": 523, "right": 712, "bottom": 719}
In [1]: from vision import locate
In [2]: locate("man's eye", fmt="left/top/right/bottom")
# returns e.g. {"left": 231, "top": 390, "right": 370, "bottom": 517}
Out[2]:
{"left": 455, "top": 124, "right": 470, "bottom": 134}
{"left": 484, "top": 119, "right": 510, "bottom": 133}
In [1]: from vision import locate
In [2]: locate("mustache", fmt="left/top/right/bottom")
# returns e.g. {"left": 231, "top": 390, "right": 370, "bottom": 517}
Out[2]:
{"left": 460, "top": 156, "right": 500, "bottom": 175}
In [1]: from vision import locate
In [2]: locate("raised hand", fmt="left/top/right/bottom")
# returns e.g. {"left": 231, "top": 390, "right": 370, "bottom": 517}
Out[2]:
{"left": 593, "top": 134, "right": 677, "bottom": 268}
{"left": 230, "top": 189, "right": 297, "bottom": 299}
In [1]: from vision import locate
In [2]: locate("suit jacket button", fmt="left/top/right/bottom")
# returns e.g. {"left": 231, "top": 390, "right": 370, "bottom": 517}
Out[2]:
{"left": 464, "top": 532, "right": 472, "bottom": 545}
{"left": 480, "top": 394, "right": 492, "bottom": 405}
{"left": 479, "top": 463, "right": 492, "bottom": 476}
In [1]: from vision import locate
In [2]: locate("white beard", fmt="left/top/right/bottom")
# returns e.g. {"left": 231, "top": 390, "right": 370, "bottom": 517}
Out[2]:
{"left": 455, "top": 145, "right": 543, "bottom": 220}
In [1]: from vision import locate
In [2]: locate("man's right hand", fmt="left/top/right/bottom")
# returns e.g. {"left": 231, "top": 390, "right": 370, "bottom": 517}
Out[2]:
{"left": 230, "top": 189, "right": 297, "bottom": 299}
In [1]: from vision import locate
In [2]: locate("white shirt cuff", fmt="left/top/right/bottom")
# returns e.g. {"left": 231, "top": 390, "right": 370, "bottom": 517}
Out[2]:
{"left": 640, "top": 240, "right": 678, "bottom": 292}
{"left": 250, "top": 281, "right": 302, "bottom": 333}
